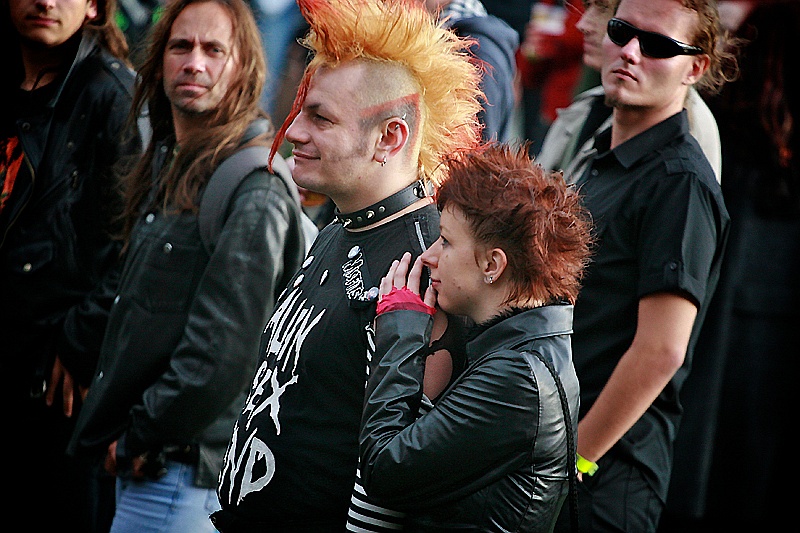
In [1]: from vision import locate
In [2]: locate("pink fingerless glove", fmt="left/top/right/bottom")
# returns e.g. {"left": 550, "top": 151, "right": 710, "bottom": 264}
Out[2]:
{"left": 376, "top": 286, "right": 435, "bottom": 316}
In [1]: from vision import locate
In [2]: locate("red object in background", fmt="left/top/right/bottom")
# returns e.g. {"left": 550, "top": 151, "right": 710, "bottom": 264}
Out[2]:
{"left": 516, "top": 0, "right": 585, "bottom": 124}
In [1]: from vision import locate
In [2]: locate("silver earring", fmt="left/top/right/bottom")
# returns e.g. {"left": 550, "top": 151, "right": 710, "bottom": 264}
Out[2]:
{"left": 380, "top": 155, "right": 387, "bottom": 167}
{"left": 486, "top": 275, "right": 493, "bottom": 284}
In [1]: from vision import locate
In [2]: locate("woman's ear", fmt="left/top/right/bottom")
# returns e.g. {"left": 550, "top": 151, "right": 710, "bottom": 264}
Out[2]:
{"left": 482, "top": 247, "right": 508, "bottom": 284}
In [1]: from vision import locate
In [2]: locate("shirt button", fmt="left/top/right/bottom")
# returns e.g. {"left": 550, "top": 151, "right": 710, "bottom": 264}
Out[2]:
{"left": 163, "top": 242, "right": 173, "bottom": 253}
{"left": 23, "top": 262, "right": 32, "bottom": 272}
{"left": 160, "top": 145, "right": 169, "bottom": 153}
{"left": 591, "top": 169, "right": 599, "bottom": 176}
{"left": 114, "top": 295, "right": 120, "bottom": 304}
{"left": 145, "top": 213, "right": 155, "bottom": 223}
{"left": 66, "top": 141, "right": 74, "bottom": 150}
{"left": 21, "top": 122, "right": 31, "bottom": 132}
{"left": 669, "top": 261, "right": 678, "bottom": 270}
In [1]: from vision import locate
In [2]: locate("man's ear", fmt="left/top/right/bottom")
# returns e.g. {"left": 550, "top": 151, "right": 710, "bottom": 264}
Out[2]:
{"left": 684, "top": 54, "right": 710, "bottom": 85}
{"left": 86, "top": 0, "right": 98, "bottom": 21}
{"left": 374, "top": 115, "right": 410, "bottom": 164}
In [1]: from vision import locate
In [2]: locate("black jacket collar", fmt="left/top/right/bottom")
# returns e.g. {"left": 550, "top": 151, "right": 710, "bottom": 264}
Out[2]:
{"left": 465, "top": 303, "right": 574, "bottom": 364}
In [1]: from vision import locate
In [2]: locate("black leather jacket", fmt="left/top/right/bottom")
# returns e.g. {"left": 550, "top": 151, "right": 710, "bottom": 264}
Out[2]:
{"left": 67, "top": 120, "right": 308, "bottom": 487}
{"left": 360, "top": 305, "right": 579, "bottom": 532}
{"left": 0, "top": 34, "right": 140, "bottom": 392}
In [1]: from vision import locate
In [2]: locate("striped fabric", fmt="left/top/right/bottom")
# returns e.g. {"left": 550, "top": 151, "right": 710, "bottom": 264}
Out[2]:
{"left": 347, "top": 470, "right": 406, "bottom": 532}
{"left": 346, "top": 396, "right": 435, "bottom": 531}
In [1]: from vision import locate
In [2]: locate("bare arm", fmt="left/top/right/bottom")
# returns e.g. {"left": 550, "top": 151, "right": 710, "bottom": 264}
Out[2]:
{"left": 576, "top": 292, "right": 697, "bottom": 463}
{"left": 423, "top": 310, "right": 453, "bottom": 400}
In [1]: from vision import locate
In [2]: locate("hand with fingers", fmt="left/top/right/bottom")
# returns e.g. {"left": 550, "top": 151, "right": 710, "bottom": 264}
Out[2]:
{"left": 377, "top": 252, "right": 437, "bottom": 315}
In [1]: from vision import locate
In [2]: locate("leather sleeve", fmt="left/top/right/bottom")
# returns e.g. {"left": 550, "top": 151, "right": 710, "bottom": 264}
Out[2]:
{"left": 359, "top": 310, "right": 544, "bottom": 510}
{"left": 125, "top": 172, "right": 303, "bottom": 454}
{"left": 57, "top": 54, "right": 142, "bottom": 386}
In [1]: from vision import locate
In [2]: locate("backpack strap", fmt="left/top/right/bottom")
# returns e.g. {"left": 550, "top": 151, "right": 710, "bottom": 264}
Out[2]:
{"left": 268, "top": 149, "right": 303, "bottom": 206}
{"left": 270, "top": 151, "right": 320, "bottom": 253}
{"left": 198, "top": 146, "right": 315, "bottom": 254}
{"left": 199, "top": 146, "right": 270, "bottom": 254}
{"left": 511, "top": 339, "right": 581, "bottom": 533}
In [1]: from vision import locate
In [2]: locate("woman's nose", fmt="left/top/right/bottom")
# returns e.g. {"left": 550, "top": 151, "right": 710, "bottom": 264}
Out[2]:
{"left": 420, "top": 240, "right": 439, "bottom": 268}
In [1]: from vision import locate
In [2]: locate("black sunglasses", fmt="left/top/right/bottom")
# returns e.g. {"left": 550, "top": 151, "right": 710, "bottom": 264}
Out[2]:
{"left": 606, "top": 18, "right": 703, "bottom": 59}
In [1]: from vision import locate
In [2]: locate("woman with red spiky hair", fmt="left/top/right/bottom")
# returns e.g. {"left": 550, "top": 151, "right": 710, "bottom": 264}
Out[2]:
{"left": 360, "top": 142, "right": 592, "bottom": 531}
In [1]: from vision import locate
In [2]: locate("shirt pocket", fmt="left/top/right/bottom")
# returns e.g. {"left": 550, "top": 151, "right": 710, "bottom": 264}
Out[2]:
{"left": 127, "top": 223, "right": 203, "bottom": 313}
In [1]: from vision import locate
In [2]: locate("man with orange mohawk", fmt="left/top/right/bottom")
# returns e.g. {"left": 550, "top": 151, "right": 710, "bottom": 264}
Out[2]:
{"left": 213, "top": 0, "right": 484, "bottom": 531}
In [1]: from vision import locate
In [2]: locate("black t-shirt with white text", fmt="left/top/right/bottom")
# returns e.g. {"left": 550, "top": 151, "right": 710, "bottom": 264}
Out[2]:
{"left": 218, "top": 203, "right": 439, "bottom": 528}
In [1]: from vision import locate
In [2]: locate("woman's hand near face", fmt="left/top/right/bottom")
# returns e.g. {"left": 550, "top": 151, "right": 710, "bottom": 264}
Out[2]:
{"left": 380, "top": 252, "right": 451, "bottom": 399}
{"left": 379, "top": 252, "right": 437, "bottom": 309}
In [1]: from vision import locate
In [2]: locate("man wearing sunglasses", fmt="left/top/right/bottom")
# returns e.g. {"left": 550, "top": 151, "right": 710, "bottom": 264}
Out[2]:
{"left": 550, "top": 0, "right": 736, "bottom": 532}
{"left": 536, "top": 0, "right": 721, "bottom": 183}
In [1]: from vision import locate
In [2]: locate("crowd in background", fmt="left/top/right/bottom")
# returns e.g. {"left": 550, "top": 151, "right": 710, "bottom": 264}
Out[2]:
{"left": 3, "top": 0, "right": 796, "bottom": 531}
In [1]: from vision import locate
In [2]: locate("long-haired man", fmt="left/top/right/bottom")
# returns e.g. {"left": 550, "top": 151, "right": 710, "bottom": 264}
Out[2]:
{"left": 67, "top": 0, "right": 308, "bottom": 530}
{"left": 1, "top": 0, "right": 140, "bottom": 529}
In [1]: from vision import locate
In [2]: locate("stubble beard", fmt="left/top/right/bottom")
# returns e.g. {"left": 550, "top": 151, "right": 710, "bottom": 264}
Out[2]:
{"left": 604, "top": 90, "right": 638, "bottom": 111}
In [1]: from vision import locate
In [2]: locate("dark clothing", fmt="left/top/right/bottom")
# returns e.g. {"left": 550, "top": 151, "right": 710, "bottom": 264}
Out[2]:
{"left": 1, "top": 34, "right": 139, "bottom": 391}
{"left": 68, "top": 119, "right": 308, "bottom": 490}
{"left": 481, "top": 0, "right": 535, "bottom": 38}
{"left": 677, "top": 145, "right": 799, "bottom": 531}
{"left": 572, "top": 452, "right": 664, "bottom": 532}
{"left": 360, "top": 305, "right": 579, "bottom": 532}
{"left": 214, "top": 204, "right": 439, "bottom": 531}
{"left": 557, "top": 111, "right": 729, "bottom": 530}
{"left": 449, "top": 15, "right": 519, "bottom": 142}
{"left": 0, "top": 33, "right": 139, "bottom": 532}
{"left": 576, "top": 98, "right": 611, "bottom": 163}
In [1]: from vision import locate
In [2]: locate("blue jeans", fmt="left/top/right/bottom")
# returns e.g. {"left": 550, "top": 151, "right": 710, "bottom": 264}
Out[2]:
{"left": 110, "top": 460, "right": 221, "bottom": 533}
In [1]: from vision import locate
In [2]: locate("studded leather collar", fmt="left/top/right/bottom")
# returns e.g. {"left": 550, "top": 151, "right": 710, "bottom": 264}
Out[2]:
{"left": 333, "top": 180, "right": 428, "bottom": 229}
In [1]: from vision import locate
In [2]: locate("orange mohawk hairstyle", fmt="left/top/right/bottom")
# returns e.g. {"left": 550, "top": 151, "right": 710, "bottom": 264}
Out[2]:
{"left": 270, "top": 0, "right": 484, "bottom": 186}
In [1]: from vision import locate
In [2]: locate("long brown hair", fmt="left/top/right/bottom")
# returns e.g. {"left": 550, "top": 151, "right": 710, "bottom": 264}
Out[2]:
{"left": 120, "top": 0, "right": 267, "bottom": 245}
{"left": 711, "top": 0, "right": 800, "bottom": 216}
{"left": 1, "top": 0, "right": 131, "bottom": 90}
{"left": 85, "top": 0, "right": 130, "bottom": 63}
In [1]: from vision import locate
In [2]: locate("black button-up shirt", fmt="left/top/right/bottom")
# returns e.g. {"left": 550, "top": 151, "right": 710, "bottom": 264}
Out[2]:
{"left": 573, "top": 110, "right": 729, "bottom": 499}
